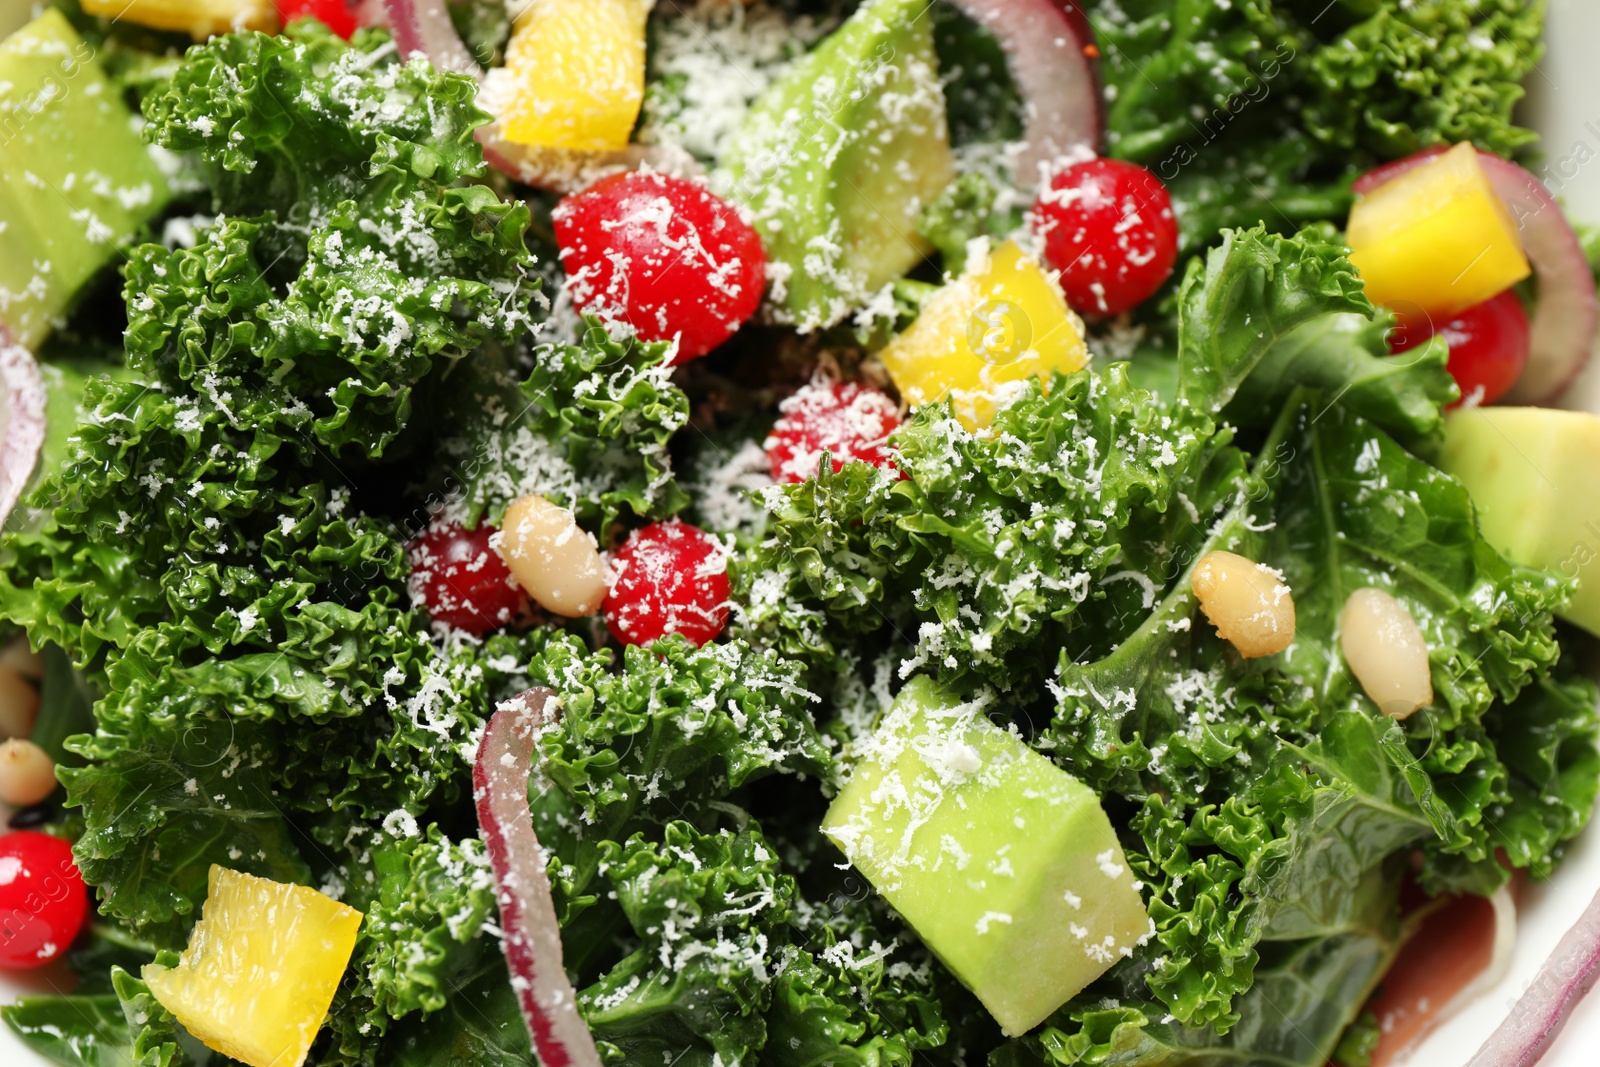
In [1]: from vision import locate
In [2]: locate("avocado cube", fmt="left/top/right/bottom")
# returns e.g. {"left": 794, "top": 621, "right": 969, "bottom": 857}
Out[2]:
{"left": 1439, "top": 406, "right": 1600, "bottom": 637}
{"left": 724, "top": 0, "right": 954, "bottom": 332}
{"left": 823, "top": 676, "right": 1150, "bottom": 1036}
{"left": 0, "top": 10, "right": 170, "bottom": 347}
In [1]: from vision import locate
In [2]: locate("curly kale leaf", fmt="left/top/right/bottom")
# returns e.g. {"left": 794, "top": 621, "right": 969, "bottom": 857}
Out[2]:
{"left": 1, "top": 23, "right": 537, "bottom": 673}
{"left": 141, "top": 24, "right": 493, "bottom": 254}
{"left": 1267, "top": 402, "right": 1571, "bottom": 889}
{"left": 1271, "top": 402, "right": 1568, "bottom": 724}
{"left": 736, "top": 366, "right": 1221, "bottom": 691}
{"left": 2, "top": 994, "right": 146, "bottom": 1067}
{"left": 57, "top": 620, "right": 550, "bottom": 939}
{"left": 1174, "top": 226, "right": 1372, "bottom": 413}
{"left": 577, "top": 816, "right": 952, "bottom": 1067}
{"left": 122, "top": 192, "right": 533, "bottom": 462}
{"left": 0, "top": 17, "right": 569, "bottom": 1061}
{"left": 1300, "top": 0, "right": 1544, "bottom": 160}
{"left": 581, "top": 822, "right": 795, "bottom": 1067}
{"left": 60, "top": 701, "right": 312, "bottom": 936}
{"left": 766, "top": 892, "right": 952, "bottom": 1067}
{"left": 434, "top": 320, "right": 690, "bottom": 535}
{"left": 376, "top": 954, "right": 531, "bottom": 1067}
{"left": 1487, "top": 660, "right": 1600, "bottom": 879}
{"left": 521, "top": 632, "right": 830, "bottom": 942}
{"left": 1224, "top": 311, "right": 1457, "bottom": 442}
{"left": 357, "top": 829, "right": 499, "bottom": 1027}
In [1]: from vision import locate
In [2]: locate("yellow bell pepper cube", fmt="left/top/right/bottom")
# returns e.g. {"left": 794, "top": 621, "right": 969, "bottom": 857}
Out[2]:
{"left": 77, "top": 0, "right": 277, "bottom": 39}
{"left": 144, "top": 867, "right": 363, "bottom": 1067}
{"left": 1347, "top": 142, "right": 1530, "bottom": 317}
{"left": 495, "top": 0, "right": 651, "bottom": 152}
{"left": 881, "top": 240, "right": 1088, "bottom": 430}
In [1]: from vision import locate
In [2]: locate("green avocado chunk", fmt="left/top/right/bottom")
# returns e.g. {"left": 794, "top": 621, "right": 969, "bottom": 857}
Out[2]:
{"left": 723, "top": 0, "right": 954, "bottom": 333}
{"left": 0, "top": 10, "right": 170, "bottom": 348}
{"left": 822, "top": 676, "right": 1151, "bottom": 1036}
{"left": 1438, "top": 405, "right": 1600, "bottom": 636}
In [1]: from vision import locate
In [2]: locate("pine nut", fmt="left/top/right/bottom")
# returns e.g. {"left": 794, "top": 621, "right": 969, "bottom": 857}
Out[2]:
{"left": 0, "top": 665, "right": 40, "bottom": 741}
{"left": 0, "top": 738, "right": 56, "bottom": 807}
{"left": 1339, "top": 587, "right": 1433, "bottom": 719}
{"left": 494, "top": 494, "right": 608, "bottom": 618}
{"left": 1191, "top": 550, "right": 1296, "bottom": 658}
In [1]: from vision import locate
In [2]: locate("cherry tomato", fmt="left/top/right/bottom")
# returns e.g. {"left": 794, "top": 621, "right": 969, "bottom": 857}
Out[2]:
{"left": 553, "top": 172, "right": 767, "bottom": 363}
{"left": 276, "top": 0, "right": 358, "bottom": 39}
{"left": 0, "top": 831, "right": 88, "bottom": 969}
{"left": 408, "top": 520, "right": 525, "bottom": 636}
{"left": 1032, "top": 158, "right": 1179, "bottom": 317}
{"left": 603, "top": 520, "right": 730, "bottom": 648}
{"left": 765, "top": 381, "right": 902, "bottom": 483}
{"left": 1388, "top": 289, "right": 1530, "bottom": 406}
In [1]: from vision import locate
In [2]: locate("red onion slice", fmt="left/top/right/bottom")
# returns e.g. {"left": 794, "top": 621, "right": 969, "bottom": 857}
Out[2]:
{"left": 1351, "top": 147, "right": 1599, "bottom": 404}
{"left": 473, "top": 688, "right": 601, "bottom": 1067}
{"left": 944, "top": 0, "right": 1103, "bottom": 183}
{"left": 0, "top": 326, "right": 47, "bottom": 529}
{"left": 380, "top": 0, "right": 482, "bottom": 79}
{"left": 1466, "top": 887, "right": 1600, "bottom": 1067}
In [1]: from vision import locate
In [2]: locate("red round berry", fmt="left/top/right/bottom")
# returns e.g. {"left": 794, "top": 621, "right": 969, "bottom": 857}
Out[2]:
{"left": 765, "top": 381, "right": 901, "bottom": 483}
{"left": 276, "top": 0, "right": 358, "bottom": 38}
{"left": 603, "top": 520, "right": 730, "bottom": 648}
{"left": 1032, "top": 159, "right": 1179, "bottom": 317}
{"left": 553, "top": 172, "right": 767, "bottom": 363}
{"left": 1389, "top": 290, "right": 1530, "bottom": 407}
{"left": 0, "top": 831, "right": 88, "bottom": 969}
{"left": 408, "top": 520, "right": 525, "bottom": 636}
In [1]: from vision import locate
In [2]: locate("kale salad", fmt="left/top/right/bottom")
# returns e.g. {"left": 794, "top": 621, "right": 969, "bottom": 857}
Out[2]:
{"left": 2, "top": 2, "right": 1599, "bottom": 1067}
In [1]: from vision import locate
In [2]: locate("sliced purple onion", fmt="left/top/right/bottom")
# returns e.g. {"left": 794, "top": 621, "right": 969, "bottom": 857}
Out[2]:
{"left": 0, "top": 326, "right": 47, "bottom": 529}
{"left": 1475, "top": 154, "right": 1600, "bottom": 404}
{"left": 380, "top": 0, "right": 482, "bottom": 78}
{"left": 473, "top": 688, "right": 601, "bottom": 1067}
{"left": 1465, "top": 887, "right": 1600, "bottom": 1067}
{"left": 944, "top": 0, "right": 1104, "bottom": 183}
{"left": 1352, "top": 147, "right": 1599, "bottom": 405}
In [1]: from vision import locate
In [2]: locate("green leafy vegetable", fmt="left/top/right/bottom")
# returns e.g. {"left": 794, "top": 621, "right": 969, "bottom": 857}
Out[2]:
{"left": 358, "top": 830, "right": 499, "bottom": 1027}
{"left": 581, "top": 822, "right": 794, "bottom": 1067}
{"left": 2, "top": 995, "right": 137, "bottom": 1067}
{"left": 530, "top": 633, "right": 831, "bottom": 915}
{"left": 430, "top": 320, "right": 690, "bottom": 535}
{"left": 1174, "top": 226, "right": 1372, "bottom": 413}
{"left": 1223, "top": 312, "right": 1457, "bottom": 441}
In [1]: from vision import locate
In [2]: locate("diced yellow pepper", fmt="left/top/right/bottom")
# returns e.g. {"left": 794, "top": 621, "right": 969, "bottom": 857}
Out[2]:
{"left": 144, "top": 867, "right": 363, "bottom": 1067}
{"left": 1347, "top": 142, "right": 1531, "bottom": 317}
{"left": 77, "top": 0, "right": 277, "bottom": 39}
{"left": 496, "top": 0, "right": 650, "bottom": 152}
{"left": 881, "top": 241, "right": 1088, "bottom": 430}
